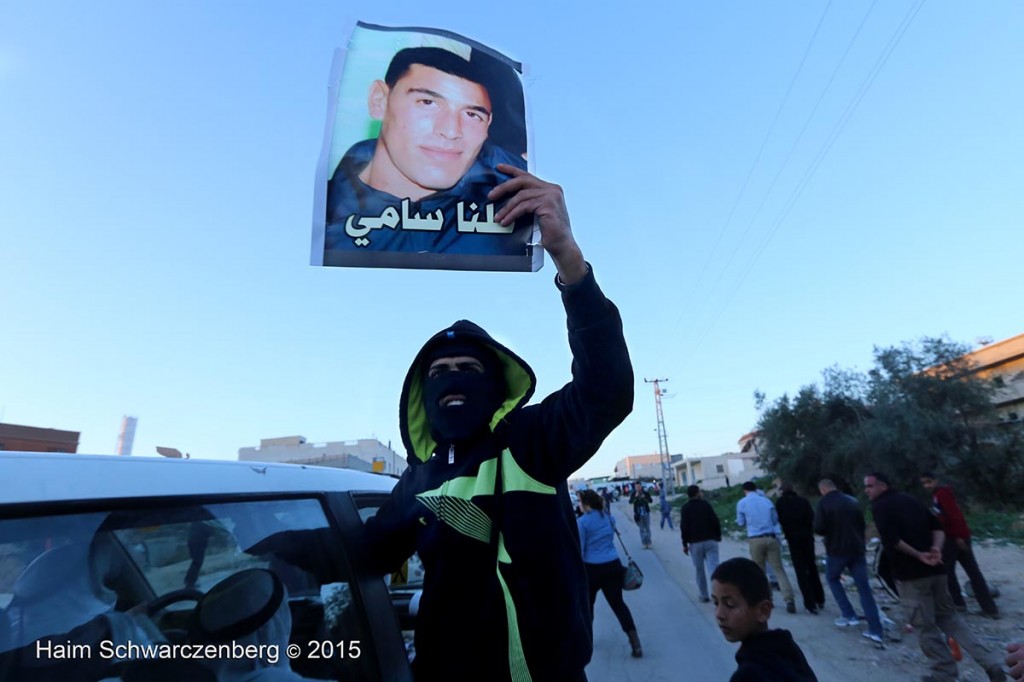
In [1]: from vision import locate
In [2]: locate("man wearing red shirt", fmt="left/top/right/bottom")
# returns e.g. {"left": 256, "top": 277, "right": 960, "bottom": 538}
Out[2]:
{"left": 920, "top": 472, "right": 999, "bottom": 618}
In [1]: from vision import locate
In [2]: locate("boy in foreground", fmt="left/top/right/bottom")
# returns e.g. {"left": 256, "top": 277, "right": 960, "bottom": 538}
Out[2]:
{"left": 711, "top": 557, "right": 819, "bottom": 682}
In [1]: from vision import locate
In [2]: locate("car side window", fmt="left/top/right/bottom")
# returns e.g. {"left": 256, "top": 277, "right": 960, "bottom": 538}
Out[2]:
{"left": 0, "top": 497, "right": 380, "bottom": 681}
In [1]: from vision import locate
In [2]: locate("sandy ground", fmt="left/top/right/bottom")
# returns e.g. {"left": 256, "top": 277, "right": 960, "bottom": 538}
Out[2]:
{"left": 616, "top": 501, "right": 1023, "bottom": 681}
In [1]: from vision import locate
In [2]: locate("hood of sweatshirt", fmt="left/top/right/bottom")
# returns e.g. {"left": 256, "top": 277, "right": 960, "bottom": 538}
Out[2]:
{"left": 400, "top": 320, "right": 536, "bottom": 465}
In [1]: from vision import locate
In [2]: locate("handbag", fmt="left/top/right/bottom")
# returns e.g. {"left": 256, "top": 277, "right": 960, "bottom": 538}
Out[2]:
{"left": 615, "top": 525, "right": 644, "bottom": 590}
{"left": 622, "top": 558, "right": 644, "bottom": 591}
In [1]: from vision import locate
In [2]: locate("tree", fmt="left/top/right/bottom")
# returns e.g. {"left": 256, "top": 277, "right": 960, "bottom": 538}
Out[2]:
{"left": 754, "top": 336, "right": 1024, "bottom": 506}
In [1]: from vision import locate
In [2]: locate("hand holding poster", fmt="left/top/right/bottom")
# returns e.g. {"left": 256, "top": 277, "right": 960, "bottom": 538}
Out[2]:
{"left": 312, "top": 22, "right": 541, "bottom": 272}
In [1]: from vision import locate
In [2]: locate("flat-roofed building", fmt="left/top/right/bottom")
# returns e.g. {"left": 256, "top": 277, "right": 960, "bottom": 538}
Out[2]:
{"left": 0, "top": 423, "right": 79, "bottom": 453}
{"left": 238, "top": 436, "right": 405, "bottom": 475}
{"left": 613, "top": 453, "right": 682, "bottom": 480}
{"left": 671, "top": 451, "right": 764, "bottom": 490}
{"left": 960, "top": 333, "right": 1024, "bottom": 425}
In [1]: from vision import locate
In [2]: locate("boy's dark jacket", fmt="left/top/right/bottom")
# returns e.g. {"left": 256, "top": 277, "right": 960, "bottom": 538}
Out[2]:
{"left": 731, "top": 629, "right": 818, "bottom": 682}
{"left": 363, "top": 266, "right": 633, "bottom": 681}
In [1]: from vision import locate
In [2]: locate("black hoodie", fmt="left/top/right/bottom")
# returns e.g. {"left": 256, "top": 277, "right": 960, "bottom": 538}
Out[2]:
{"left": 731, "top": 629, "right": 818, "bottom": 682}
{"left": 363, "top": 265, "right": 633, "bottom": 682}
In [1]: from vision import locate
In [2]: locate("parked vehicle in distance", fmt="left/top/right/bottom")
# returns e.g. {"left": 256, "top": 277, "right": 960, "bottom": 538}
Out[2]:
{"left": 0, "top": 451, "right": 415, "bottom": 681}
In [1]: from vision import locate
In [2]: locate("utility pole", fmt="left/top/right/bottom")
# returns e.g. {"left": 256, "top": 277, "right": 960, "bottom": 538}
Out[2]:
{"left": 644, "top": 378, "right": 674, "bottom": 493}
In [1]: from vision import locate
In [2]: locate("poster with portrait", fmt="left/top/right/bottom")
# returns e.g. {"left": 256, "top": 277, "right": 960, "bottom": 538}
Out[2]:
{"left": 311, "top": 22, "right": 541, "bottom": 272}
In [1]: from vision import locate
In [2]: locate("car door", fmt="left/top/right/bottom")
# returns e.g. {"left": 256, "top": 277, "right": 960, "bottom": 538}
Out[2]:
{"left": 350, "top": 492, "right": 424, "bottom": 666}
{"left": 0, "top": 491, "right": 414, "bottom": 682}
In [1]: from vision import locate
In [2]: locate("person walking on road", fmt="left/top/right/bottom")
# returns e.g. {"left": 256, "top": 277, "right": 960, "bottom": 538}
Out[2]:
{"left": 865, "top": 472, "right": 1006, "bottom": 681}
{"left": 736, "top": 481, "right": 796, "bottom": 614}
{"left": 577, "top": 489, "right": 643, "bottom": 658}
{"left": 920, "top": 471, "right": 999, "bottom": 618}
{"left": 630, "top": 482, "right": 653, "bottom": 549}
{"left": 680, "top": 484, "right": 721, "bottom": 603}
{"left": 814, "top": 478, "right": 884, "bottom": 643}
{"left": 776, "top": 482, "right": 826, "bottom": 615}
{"left": 658, "top": 491, "right": 674, "bottom": 530}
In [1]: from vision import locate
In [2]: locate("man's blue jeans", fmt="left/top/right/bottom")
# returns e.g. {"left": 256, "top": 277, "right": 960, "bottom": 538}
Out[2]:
{"left": 825, "top": 554, "right": 883, "bottom": 636}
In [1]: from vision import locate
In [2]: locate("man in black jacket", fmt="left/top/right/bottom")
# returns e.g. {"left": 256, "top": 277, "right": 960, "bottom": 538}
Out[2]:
{"left": 680, "top": 485, "right": 722, "bottom": 602}
{"left": 865, "top": 472, "right": 1006, "bottom": 681}
{"left": 776, "top": 482, "right": 825, "bottom": 614}
{"left": 630, "top": 482, "right": 653, "bottom": 549}
{"left": 362, "top": 166, "right": 634, "bottom": 682}
{"left": 814, "top": 478, "right": 883, "bottom": 642}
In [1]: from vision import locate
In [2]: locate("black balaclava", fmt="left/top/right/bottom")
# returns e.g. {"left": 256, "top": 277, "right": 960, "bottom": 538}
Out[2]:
{"left": 423, "top": 340, "right": 506, "bottom": 443}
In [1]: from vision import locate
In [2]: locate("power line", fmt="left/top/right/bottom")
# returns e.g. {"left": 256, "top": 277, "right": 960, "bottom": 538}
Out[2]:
{"left": 699, "top": 0, "right": 880, "bottom": 320}
{"left": 679, "top": 0, "right": 926, "bottom": 368}
{"left": 669, "top": 0, "right": 835, "bottom": 336}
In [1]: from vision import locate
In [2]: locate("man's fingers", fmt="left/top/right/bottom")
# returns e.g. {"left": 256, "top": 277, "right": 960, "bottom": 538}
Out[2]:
{"left": 494, "top": 189, "right": 548, "bottom": 225}
{"left": 493, "top": 187, "right": 546, "bottom": 218}
{"left": 489, "top": 165, "right": 555, "bottom": 202}
{"left": 496, "top": 163, "right": 527, "bottom": 177}
{"left": 488, "top": 173, "right": 537, "bottom": 202}
{"left": 496, "top": 197, "right": 544, "bottom": 227}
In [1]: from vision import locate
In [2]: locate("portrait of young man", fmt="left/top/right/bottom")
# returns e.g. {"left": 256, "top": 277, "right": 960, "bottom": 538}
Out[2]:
{"left": 315, "top": 23, "right": 539, "bottom": 272}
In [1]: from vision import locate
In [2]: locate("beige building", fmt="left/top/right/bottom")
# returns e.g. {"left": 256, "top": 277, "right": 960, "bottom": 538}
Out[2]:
{"left": 671, "top": 451, "right": 764, "bottom": 490}
{"left": 239, "top": 436, "right": 406, "bottom": 476}
{"left": 613, "top": 453, "right": 682, "bottom": 480}
{"left": 960, "top": 333, "right": 1024, "bottom": 425}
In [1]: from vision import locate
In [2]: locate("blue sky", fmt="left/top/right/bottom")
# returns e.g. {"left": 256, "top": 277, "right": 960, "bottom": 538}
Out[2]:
{"left": 1, "top": 1, "right": 1021, "bottom": 480}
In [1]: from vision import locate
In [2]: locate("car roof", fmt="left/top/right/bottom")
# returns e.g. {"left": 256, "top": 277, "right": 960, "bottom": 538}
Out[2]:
{"left": 0, "top": 451, "right": 397, "bottom": 505}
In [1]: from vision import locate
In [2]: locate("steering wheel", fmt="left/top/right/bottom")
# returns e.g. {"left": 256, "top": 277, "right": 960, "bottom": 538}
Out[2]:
{"left": 146, "top": 588, "right": 205, "bottom": 617}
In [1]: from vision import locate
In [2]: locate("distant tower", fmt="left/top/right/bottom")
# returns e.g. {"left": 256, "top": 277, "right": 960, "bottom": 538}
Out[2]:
{"left": 116, "top": 415, "right": 138, "bottom": 456}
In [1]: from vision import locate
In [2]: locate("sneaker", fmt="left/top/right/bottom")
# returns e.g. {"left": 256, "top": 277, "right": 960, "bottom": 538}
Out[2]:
{"left": 861, "top": 632, "right": 884, "bottom": 645}
{"left": 834, "top": 616, "right": 860, "bottom": 627}
{"left": 786, "top": 601, "right": 796, "bottom": 614}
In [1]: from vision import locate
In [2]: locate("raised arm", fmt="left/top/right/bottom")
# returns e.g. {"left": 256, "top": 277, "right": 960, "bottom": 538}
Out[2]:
{"left": 491, "top": 167, "right": 633, "bottom": 482}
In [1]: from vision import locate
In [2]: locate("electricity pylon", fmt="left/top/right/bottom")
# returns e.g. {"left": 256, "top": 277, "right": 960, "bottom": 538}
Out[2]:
{"left": 644, "top": 378, "right": 673, "bottom": 492}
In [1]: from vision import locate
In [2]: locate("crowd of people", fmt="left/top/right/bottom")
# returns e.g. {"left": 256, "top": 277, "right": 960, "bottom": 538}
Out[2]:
{"left": 577, "top": 474, "right": 1021, "bottom": 681}
{"left": 352, "top": 158, "right": 1019, "bottom": 680}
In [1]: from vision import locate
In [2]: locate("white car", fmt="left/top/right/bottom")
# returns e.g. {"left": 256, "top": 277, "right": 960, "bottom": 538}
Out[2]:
{"left": 0, "top": 452, "right": 415, "bottom": 681}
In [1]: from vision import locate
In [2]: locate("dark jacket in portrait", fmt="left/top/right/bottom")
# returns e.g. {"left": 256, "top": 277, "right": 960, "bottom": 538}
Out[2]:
{"left": 325, "top": 139, "right": 530, "bottom": 256}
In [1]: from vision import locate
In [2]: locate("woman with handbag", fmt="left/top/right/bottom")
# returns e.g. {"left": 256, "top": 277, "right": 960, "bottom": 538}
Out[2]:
{"left": 576, "top": 489, "right": 643, "bottom": 658}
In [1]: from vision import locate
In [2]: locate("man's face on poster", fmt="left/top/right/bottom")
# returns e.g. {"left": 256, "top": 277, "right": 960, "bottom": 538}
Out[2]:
{"left": 367, "top": 63, "right": 492, "bottom": 199}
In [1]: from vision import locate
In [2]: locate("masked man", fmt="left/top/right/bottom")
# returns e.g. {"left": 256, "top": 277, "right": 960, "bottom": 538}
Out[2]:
{"left": 362, "top": 166, "right": 633, "bottom": 681}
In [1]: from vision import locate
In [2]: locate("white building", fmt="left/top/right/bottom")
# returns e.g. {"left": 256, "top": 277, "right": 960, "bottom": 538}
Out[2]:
{"left": 238, "top": 436, "right": 406, "bottom": 476}
{"left": 613, "top": 453, "right": 682, "bottom": 480}
{"left": 671, "top": 451, "right": 764, "bottom": 491}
